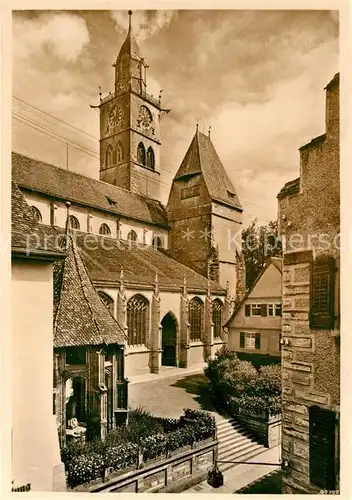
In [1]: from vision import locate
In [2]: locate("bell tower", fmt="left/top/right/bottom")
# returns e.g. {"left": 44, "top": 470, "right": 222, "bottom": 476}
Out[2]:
{"left": 98, "top": 10, "right": 169, "bottom": 201}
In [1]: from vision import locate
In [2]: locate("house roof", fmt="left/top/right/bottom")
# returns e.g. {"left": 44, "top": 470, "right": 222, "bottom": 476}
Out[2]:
{"left": 277, "top": 177, "right": 300, "bottom": 199}
{"left": 54, "top": 234, "right": 127, "bottom": 348}
{"left": 51, "top": 229, "right": 225, "bottom": 293}
{"left": 11, "top": 181, "right": 66, "bottom": 259}
{"left": 224, "top": 257, "right": 283, "bottom": 326}
{"left": 173, "top": 132, "right": 242, "bottom": 211}
{"left": 12, "top": 152, "right": 168, "bottom": 228}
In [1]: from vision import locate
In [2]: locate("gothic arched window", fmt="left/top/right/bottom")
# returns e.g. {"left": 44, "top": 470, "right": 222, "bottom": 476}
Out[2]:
{"left": 30, "top": 206, "right": 42, "bottom": 222}
{"left": 116, "top": 141, "right": 124, "bottom": 163}
{"left": 189, "top": 297, "right": 204, "bottom": 342}
{"left": 137, "top": 142, "right": 146, "bottom": 166}
{"left": 98, "top": 291, "right": 114, "bottom": 315}
{"left": 106, "top": 145, "right": 114, "bottom": 166}
{"left": 99, "top": 223, "right": 111, "bottom": 236}
{"left": 146, "top": 147, "right": 155, "bottom": 169}
{"left": 69, "top": 215, "right": 80, "bottom": 230}
{"left": 127, "top": 294, "right": 149, "bottom": 345}
{"left": 127, "top": 230, "right": 138, "bottom": 242}
{"left": 152, "top": 235, "right": 164, "bottom": 249}
{"left": 212, "top": 299, "right": 223, "bottom": 339}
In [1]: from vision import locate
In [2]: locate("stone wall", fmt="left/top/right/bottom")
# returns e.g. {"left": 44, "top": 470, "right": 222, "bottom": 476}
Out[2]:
{"left": 278, "top": 74, "right": 340, "bottom": 494}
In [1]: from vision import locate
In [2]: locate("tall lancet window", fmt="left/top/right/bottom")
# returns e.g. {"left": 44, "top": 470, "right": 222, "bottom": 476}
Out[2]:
{"left": 189, "top": 297, "right": 204, "bottom": 342}
{"left": 116, "top": 141, "right": 124, "bottom": 163}
{"left": 137, "top": 142, "right": 146, "bottom": 166}
{"left": 106, "top": 145, "right": 114, "bottom": 167}
{"left": 127, "top": 294, "right": 149, "bottom": 345}
{"left": 212, "top": 299, "right": 223, "bottom": 339}
{"left": 146, "top": 147, "right": 155, "bottom": 169}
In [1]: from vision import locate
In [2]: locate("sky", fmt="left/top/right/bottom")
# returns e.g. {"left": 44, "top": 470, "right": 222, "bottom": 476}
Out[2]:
{"left": 12, "top": 9, "right": 339, "bottom": 227}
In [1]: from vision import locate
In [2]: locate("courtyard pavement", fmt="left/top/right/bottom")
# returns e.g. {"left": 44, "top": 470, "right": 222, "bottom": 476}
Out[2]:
{"left": 128, "top": 365, "right": 225, "bottom": 421}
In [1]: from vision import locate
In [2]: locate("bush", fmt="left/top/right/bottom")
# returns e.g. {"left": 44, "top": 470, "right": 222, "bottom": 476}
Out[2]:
{"left": 204, "top": 349, "right": 282, "bottom": 416}
{"left": 66, "top": 452, "right": 104, "bottom": 488}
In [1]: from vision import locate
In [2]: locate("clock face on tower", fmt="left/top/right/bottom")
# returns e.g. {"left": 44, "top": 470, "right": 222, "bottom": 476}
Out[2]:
{"left": 108, "top": 105, "right": 123, "bottom": 129}
{"left": 137, "top": 105, "right": 153, "bottom": 131}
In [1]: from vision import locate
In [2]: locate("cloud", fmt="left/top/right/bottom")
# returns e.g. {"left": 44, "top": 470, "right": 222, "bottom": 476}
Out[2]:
{"left": 13, "top": 12, "right": 90, "bottom": 63}
{"left": 110, "top": 10, "right": 177, "bottom": 42}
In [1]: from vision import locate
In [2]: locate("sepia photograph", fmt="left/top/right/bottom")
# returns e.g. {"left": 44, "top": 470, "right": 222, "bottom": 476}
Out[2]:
{"left": 3, "top": 2, "right": 345, "bottom": 496}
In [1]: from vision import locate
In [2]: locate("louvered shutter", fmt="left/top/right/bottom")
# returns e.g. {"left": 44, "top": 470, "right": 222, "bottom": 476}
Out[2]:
{"left": 309, "top": 406, "right": 336, "bottom": 490}
{"left": 255, "top": 333, "right": 261, "bottom": 350}
{"left": 310, "top": 258, "right": 335, "bottom": 329}
{"left": 240, "top": 332, "right": 245, "bottom": 348}
{"left": 245, "top": 304, "right": 251, "bottom": 317}
{"left": 261, "top": 304, "right": 267, "bottom": 317}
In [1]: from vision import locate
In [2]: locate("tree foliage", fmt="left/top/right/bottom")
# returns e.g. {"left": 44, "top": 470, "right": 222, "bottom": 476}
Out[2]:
{"left": 242, "top": 219, "right": 282, "bottom": 291}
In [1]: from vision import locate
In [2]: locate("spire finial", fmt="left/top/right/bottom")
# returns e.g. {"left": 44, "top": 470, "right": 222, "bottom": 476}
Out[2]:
{"left": 208, "top": 126, "right": 211, "bottom": 138}
{"left": 128, "top": 10, "right": 132, "bottom": 30}
{"left": 196, "top": 123, "right": 199, "bottom": 133}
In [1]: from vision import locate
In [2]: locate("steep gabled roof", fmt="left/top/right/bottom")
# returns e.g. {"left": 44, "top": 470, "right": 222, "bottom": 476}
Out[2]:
{"left": 11, "top": 181, "right": 66, "bottom": 259}
{"left": 224, "top": 257, "right": 282, "bottom": 326}
{"left": 12, "top": 152, "right": 168, "bottom": 228}
{"left": 173, "top": 132, "right": 242, "bottom": 211}
{"left": 277, "top": 177, "right": 300, "bottom": 199}
{"left": 53, "top": 234, "right": 127, "bottom": 348}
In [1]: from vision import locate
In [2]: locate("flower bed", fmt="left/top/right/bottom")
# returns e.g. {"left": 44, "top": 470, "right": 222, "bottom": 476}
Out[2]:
{"left": 62, "top": 408, "right": 216, "bottom": 488}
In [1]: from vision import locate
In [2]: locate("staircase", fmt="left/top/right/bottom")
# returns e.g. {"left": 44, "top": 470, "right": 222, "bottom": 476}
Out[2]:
{"left": 216, "top": 417, "right": 267, "bottom": 472}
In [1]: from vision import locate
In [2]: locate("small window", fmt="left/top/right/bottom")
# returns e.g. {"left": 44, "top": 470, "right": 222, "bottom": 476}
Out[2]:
{"left": 127, "top": 230, "right": 138, "bottom": 242}
{"left": 30, "top": 206, "right": 42, "bottom": 222}
{"left": 66, "top": 347, "right": 86, "bottom": 365}
{"left": 152, "top": 235, "right": 164, "bottom": 249}
{"left": 137, "top": 142, "right": 146, "bottom": 166}
{"left": 106, "top": 145, "right": 114, "bottom": 166}
{"left": 146, "top": 146, "right": 155, "bottom": 169}
{"left": 268, "top": 304, "right": 274, "bottom": 316}
{"left": 275, "top": 303, "right": 282, "bottom": 317}
{"left": 69, "top": 215, "right": 80, "bottom": 230}
{"left": 310, "top": 257, "right": 335, "bottom": 329}
{"left": 245, "top": 332, "right": 256, "bottom": 349}
{"left": 212, "top": 299, "right": 223, "bottom": 339}
{"left": 99, "top": 223, "right": 111, "bottom": 236}
{"left": 251, "top": 304, "right": 262, "bottom": 316}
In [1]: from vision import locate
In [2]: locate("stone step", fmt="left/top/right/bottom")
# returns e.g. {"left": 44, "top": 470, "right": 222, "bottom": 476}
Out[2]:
{"left": 218, "top": 443, "right": 266, "bottom": 472}
{"left": 218, "top": 438, "right": 262, "bottom": 461}
{"left": 218, "top": 431, "right": 255, "bottom": 448}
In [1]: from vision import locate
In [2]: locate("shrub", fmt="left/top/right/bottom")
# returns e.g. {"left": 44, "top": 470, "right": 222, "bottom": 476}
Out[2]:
{"left": 104, "top": 442, "right": 139, "bottom": 471}
{"left": 66, "top": 452, "right": 104, "bottom": 487}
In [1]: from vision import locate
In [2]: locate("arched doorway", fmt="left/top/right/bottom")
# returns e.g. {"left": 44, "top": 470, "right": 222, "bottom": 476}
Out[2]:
{"left": 161, "top": 313, "right": 177, "bottom": 366}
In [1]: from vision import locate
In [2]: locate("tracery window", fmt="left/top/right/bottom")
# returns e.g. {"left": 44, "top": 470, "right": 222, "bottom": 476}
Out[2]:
{"left": 69, "top": 215, "right": 80, "bottom": 230}
{"left": 137, "top": 142, "right": 146, "bottom": 165}
{"left": 212, "top": 299, "right": 223, "bottom": 339}
{"left": 127, "top": 230, "right": 138, "bottom": 242}
{"left": 106, "top": 144, "right": 114, "bottom": 166}
{"left": 189, "top": 297, "right": 204, "bottom": 342}
{"left": 116, "top": 141, "right": 124, "bottom": 163}
{"left": 146, "top": 146, "right": 155, "bottom": 169}
{"left": 99, "top": 223, "right": 111, "bottom": 236}
{"left": 127, "top": 294, "right": 148, "bottom": 345}
{"left": 98, "top": 291, "right": 114, "bottom": 315}
{"left": 30, "top": 206, "right": 42, "bottom": 222}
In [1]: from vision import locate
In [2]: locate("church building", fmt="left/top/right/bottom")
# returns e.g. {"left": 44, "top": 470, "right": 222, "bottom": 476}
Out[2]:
{"left": 12, "top": 11, "right": 245, "bottom": 382}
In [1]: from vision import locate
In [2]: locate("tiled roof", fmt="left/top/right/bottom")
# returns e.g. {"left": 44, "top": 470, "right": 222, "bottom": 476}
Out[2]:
{"left": 299, "top": 133, "right": 326, "bottom": 152}
{"left": 277, "top": 177, "right": 300, "bottom": 199}
{"left": 174, "top": 132, "right": 242, "bottom": 211}
{"left": 12, "top": 152, "right": 168, "bottom": 228}
{"left": 224, "top": 257, "right": 282, "bottom": 326}
{"left": 11, "top": 181, "right": 66, "bottom": 258}
{"left": 54, "top": 234, "right": 127, "bottom": 348}
{"left": 53, "top": 230, "right": 225, "bottom": 293}
{"left": 325, "top": 72, "right": 339, "bottom": 91}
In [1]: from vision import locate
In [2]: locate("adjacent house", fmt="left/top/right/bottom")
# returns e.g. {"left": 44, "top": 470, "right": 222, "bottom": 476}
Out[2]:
{"left": 277, "top": 73, "right": 340, "bottom": 493}
{"left": 225, "top": 257, "right": 282, "bottom": 364}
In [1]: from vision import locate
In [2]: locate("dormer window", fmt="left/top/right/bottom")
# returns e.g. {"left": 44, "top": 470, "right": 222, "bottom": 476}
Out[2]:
{"left": 227, "top": 190, "right": 235, "bottom": 198}
{"left": 106, "top": 196, "right": 117, "bottom": 206}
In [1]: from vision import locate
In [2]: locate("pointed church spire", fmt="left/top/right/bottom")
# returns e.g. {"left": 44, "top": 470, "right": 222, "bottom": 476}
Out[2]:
{"left": 117, "top": 9, "right": 141, "bottom": 60}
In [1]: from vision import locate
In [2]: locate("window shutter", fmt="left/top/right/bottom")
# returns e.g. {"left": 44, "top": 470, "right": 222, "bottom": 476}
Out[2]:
{"left": 310, "top": 258, "right": 335, "bottom": 329}
{"left": 240, "top": 332, "right": 245, "bottom": 348}
{"left": 309, "top": 406, "right": 336, "bottom": 490}
{"left": 245, "top": 304, "right": 251, "bottom": 317}
{"left": 255, "top": 333, "right": 261, "bottom": 350}
{"left": 261, "top": 304, "right": 267, "bottom": 317}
